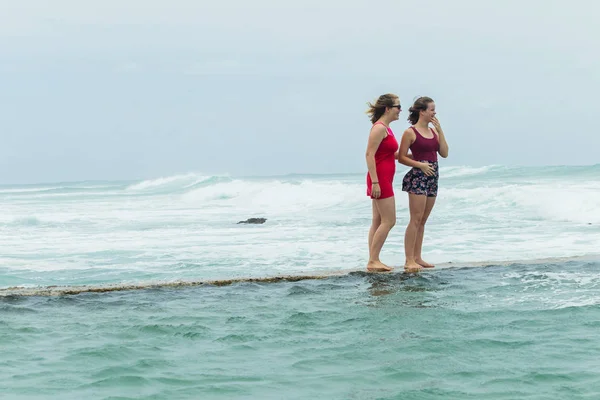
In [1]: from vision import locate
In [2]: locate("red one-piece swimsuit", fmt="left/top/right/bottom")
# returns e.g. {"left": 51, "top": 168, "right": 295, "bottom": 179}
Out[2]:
{"left": 366, "top": 122, "right": 399, "bottom": 199}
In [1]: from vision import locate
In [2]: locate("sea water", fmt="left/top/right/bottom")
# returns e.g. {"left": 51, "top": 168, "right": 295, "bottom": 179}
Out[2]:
{"left": 1, "top": 164, "right": 600, "bottom": 399}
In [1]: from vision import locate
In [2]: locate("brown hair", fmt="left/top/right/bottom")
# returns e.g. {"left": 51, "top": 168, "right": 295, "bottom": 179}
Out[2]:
{"left": 407, "top": 96, "right": 434, "bottom": 125}
{"left": 366, "top": 94, "right": 399, "bottom": 124}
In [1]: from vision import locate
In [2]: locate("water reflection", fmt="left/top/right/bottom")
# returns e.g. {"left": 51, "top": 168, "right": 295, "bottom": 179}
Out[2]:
{"left": 356, "top": 271, "right": 441, "bottom": 308}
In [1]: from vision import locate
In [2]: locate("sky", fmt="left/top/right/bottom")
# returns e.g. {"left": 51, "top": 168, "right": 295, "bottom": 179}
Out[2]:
{"left": 0, "top": 0, "right": 599, "bottom": 183}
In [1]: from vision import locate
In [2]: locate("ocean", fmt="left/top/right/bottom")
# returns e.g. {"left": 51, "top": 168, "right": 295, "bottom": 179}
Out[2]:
{"left": 1, "top": 164, "right": 600, "bottom": 399}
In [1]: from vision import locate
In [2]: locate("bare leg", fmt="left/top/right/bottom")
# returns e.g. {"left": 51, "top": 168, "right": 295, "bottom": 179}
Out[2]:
{"left": 415, "top": 196, "right": 436, "bottom": 268}
{"left": 368, "top": 199, "right": 381, "bottom": 260}
{"left": 404, "top": 194, "right": 427, "bottom": 272}
{"left": 367, "top": 197, "right": 396, "bottom": 272}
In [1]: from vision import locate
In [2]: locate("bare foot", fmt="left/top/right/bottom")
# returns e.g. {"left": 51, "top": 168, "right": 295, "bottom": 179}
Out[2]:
{"left": 416, "top": 258, "right": 435, "bottom": 268}
{"left": 404, "top": 261, "right": 423, "bottom": 273}
{"left": 367, "top": 261, "right": 394, "bottom": 272}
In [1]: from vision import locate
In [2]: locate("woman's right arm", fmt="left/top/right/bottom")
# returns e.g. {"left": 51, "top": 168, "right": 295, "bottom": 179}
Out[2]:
{"left": 365, "top": 125, "right": 387, "bottom": 181}
{"left": 398, "top": 129, "right": 434, "bottom": 176}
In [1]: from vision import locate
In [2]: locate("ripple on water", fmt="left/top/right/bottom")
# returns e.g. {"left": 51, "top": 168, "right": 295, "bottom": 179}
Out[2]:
{"left": 1, "top": 260, "right": 600, "bottom": 399}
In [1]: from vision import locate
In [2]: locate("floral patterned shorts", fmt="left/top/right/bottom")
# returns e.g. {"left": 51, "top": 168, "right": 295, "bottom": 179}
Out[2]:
{"left": 402, "top": 161, "right": 439, "bottom": 197}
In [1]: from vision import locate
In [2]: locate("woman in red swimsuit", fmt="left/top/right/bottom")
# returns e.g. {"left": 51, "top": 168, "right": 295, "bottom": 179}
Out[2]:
{"left": 365, "top": 94, "right": 402, "bottom": 272}
{"left": 398, "top": 96, "right": 450, "bottom": 272}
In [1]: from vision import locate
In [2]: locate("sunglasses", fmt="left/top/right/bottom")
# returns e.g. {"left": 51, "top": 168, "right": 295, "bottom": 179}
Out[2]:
{"left": 390, "top": 105, "right": 402, "bottom": 110}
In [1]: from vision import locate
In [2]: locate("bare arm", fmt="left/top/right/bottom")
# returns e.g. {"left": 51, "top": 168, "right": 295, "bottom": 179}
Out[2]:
{"left": 431, "top": 117, "right": 449, "bottom": 158}
{"left": 365, "top": 124, "right": 388, "bottom": 182}
{"left": 398, "top": 129, "right": 426, "bottom": 168}
{"left": 396, "top": 151, "right": 413, "bottom": 162}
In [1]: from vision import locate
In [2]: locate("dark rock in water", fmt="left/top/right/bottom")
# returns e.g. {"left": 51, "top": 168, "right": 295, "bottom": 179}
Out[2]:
{"left": 237, "top": 218, "right": 267, "bottom": 224}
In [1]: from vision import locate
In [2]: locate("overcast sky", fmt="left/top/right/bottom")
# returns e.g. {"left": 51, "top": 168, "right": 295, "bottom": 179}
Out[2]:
{"left": 1, "top": 0, "right": 598, "bottom": 183}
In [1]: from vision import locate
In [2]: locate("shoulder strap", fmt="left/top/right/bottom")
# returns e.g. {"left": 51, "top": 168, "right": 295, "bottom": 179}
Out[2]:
{"left": 373, "top": 121, "right": 389, "bottom": 137}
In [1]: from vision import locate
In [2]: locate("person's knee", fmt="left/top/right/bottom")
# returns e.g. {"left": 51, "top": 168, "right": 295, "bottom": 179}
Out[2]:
{"left": 381, "top": 216, "right": 396, "bottom": 229}
{"left": 409, "top": 214, "right": 423, "bottom": 226}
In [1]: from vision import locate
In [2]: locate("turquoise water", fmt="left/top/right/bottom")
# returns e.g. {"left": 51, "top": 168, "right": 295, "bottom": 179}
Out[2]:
{"left": 3, "top": 260, "right": 600, "bottom": 399}
{"left": 2, "top": 165, "right": 600, "bottom": 398}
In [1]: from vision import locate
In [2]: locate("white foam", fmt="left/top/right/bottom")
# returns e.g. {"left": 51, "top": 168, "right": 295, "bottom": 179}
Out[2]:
{"left": 1, "top": 166, "right": 599, "bottom": 284}
{"left": 126, "top": 173, "right": 204, "bottom": 191}
{"left": 181, "top": 179, "right": 365, "bottom": 215}
{"left": 0, "top": 186, "right": 67, "bottom": 194}
{"left": 0, "top": 187, "right": 56, "bottom": 194}
{"left": 498, "top": 269, "right": 600, "bottom": 309}
{"left": 511, "top": 183, "right": 600, "bottom": 224}
{"left": 440, "top": 165, "right": 499, "bottom": 178}
{"left": 441, "top": 181, "right": 600, "bottom": 224}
